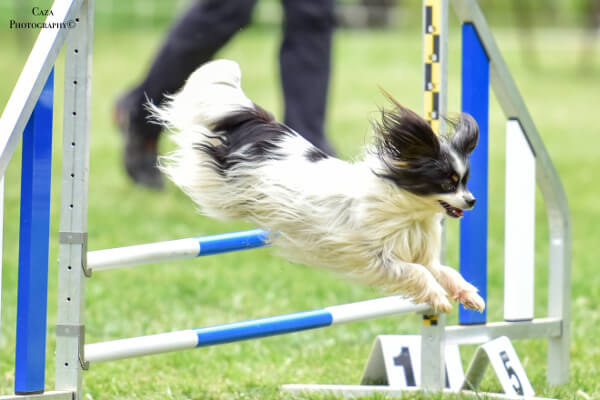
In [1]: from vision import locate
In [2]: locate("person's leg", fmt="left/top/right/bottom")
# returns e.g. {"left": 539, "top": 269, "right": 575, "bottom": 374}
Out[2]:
{"left": 116, "top": 0, "right": 257, "bottom": 188}
{"left": 279, "top": 0, "right": 336, "bottom": 155}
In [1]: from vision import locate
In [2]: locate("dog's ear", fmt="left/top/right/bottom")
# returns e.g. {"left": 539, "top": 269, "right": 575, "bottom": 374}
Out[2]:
{"left": 374, "top": 92, "right": 440, "bottom": 162}
{"left": 449, "top": 113, "right": 479, "bottom": 156}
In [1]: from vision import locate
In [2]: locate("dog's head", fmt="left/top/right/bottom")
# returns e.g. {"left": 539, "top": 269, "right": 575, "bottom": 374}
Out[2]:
{"left": 373, "top": 96, "right": 479, "bottom": 218}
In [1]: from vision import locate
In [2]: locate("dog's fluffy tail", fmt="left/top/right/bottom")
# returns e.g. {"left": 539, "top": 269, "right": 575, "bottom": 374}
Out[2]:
{"left": 152, "top": 60, "right": 254, "bottom": 219}
{"left": 151, "top": 59, "right": 253, "bottom": 132}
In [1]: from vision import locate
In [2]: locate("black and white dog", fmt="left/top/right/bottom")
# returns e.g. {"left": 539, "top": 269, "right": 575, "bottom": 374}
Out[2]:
{"left": 154, "top": 60, "right": 484, "bottom": 313}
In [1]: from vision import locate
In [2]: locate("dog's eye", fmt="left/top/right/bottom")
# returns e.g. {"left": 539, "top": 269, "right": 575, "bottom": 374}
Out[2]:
{"left": 462, "top": 170, "right": 470, "bottom": 183}
{"left": 441, "top": 182, "right": 456, "bottom": 192}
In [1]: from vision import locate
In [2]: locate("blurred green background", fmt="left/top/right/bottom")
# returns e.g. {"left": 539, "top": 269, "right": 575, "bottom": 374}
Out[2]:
{"left": 0, "top": 0, "right": 599, "bottom": 399}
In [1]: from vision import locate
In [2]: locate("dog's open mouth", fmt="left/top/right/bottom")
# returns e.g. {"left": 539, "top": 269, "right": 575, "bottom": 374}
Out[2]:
{"left": 439, "top": 201, "right": 464, "bottom": 218}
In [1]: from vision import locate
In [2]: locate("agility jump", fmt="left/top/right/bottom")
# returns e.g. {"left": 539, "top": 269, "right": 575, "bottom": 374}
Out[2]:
{"left": 0, "top": 0, "right": 570, "bottom": 398}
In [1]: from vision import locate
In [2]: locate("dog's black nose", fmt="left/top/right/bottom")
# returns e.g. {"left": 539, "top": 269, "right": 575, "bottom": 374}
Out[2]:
{"left": 466, "top": 198, "right": 476, "bottom": 208}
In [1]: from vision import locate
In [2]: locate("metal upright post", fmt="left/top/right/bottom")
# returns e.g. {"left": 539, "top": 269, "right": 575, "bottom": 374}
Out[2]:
{"left": 0, "top": 177, "right": 3, "bottom": 352}
{"left": 55, "top": 0, "right": 94, "bottom": 398}
{"left": 420, "top": 313, "right": 446, "bottom": 390}
{"left": 421, "top": 0, "right": 448, "bottom": 390}
{"left": 547, "top": 205, "right": 571, "bottom": 385}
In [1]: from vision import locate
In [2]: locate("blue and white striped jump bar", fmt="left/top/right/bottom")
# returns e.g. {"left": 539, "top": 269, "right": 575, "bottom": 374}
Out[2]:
{"left": 84, "top": 296, "right": 431, "bottom": 363}
{"left": 87, "top": 229, "right": 270, "bottom": 272}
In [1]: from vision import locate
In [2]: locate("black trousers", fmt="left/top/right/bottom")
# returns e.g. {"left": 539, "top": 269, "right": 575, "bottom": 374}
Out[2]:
{"left": 125, "top": 0, "right": 335, "bottom": 152}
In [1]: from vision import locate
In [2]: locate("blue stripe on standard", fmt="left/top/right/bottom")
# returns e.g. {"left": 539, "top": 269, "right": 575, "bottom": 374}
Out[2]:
{"left": 459, "top": 23, "right": 489, "bottom": 325}
{"left": 15, "top": 68, "right": 54, "bottom": 394}
{"left": 196, "top": 229, "right": 270, "bottom": 256}
{"left": 194, "top": 310, "right": 333, "bottom": 347}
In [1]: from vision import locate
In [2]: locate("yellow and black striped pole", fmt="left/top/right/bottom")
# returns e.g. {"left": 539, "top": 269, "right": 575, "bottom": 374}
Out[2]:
{"left": 421, "top": 0, "right": 448, "bottom": 391}
{"left": 423, "top": 0, "right": 448, "bottom": 262}
{"left": 423, "top": 0, "right": 447, "bottom": 136}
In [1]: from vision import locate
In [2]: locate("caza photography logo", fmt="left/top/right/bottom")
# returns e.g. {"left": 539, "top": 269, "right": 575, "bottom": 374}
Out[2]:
{"left": 9, "top": 7, "right": 77, "bottom": 30}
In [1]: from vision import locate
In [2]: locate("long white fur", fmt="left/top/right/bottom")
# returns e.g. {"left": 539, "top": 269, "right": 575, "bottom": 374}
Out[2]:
{"left": 155, "top": 60, "right": 484, "bottom": 313}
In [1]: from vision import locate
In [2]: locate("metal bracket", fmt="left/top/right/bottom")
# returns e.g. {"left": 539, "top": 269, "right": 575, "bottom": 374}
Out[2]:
{"left": 59, "top": 231, "right": 91, "bottom": 277}
{"left": 56, "top": 324, "right": 89, "bottom": 370}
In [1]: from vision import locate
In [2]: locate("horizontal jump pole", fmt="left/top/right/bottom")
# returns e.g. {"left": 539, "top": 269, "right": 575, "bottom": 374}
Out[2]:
{"left": 87, "top": 229, "right": 270, "bottom": 272}
{"left": 84, "top": 296, "right": 431, "bottom": 363}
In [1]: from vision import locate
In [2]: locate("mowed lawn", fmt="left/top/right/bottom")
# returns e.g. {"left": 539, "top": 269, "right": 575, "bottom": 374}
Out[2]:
{"left": 0, "top": 21, "right": 599, "bottom": 399}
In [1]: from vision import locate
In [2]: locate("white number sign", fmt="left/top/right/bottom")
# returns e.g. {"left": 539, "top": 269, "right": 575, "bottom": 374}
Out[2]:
{"left": 361, "top": 335, "right": 464, "bottom": 390}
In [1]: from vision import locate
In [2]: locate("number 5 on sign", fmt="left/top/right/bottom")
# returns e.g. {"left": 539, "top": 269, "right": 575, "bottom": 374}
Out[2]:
{"left": 463, "top": 336, "right": 534, "bottom": 396}
{"left": 361, "top": 335, "right": 464, "bottom": 390}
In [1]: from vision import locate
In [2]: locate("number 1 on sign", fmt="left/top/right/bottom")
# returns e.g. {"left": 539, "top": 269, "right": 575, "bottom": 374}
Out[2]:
{"left": 393, "top": 347, "right": 416, "bottom": 386}
{"left": 360, "top": 335, "right": 464, "bottom": 390}
{"left": 393, "top": 345, "right": 458, "bottom": 389}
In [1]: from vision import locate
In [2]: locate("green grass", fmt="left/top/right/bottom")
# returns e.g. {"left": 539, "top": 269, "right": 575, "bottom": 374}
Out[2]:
{"left": 1, "top": 21, "right": 599, "bottom": 399}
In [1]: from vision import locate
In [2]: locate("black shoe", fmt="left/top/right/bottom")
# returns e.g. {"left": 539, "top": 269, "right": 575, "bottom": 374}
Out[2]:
{"left": 114, "top": 94, "right": 164, "bottom": 190}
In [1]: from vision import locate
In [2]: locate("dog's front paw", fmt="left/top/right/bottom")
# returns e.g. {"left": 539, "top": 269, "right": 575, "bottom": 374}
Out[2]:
{"left": 457, "top": 290, "right": 485, "bottom": 312}
{"left": 424, "top": 287, "right": 453, "bottom": 314}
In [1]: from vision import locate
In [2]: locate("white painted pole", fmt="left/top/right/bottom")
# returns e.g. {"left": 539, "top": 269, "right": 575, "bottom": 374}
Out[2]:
{"left": 87, "top": 238, "right": 201, "bottom": 271}
{"left": 327, "top": 297, "right": 430, "bottom": 324}
{"left": 87, "top": 229, "right": 269, "bottom": 272}
{"left": 85, "top": 330, "right": 198, "bottom": 364}
{"left": 504, "top": 119, "right": 535, "bottom": 321}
